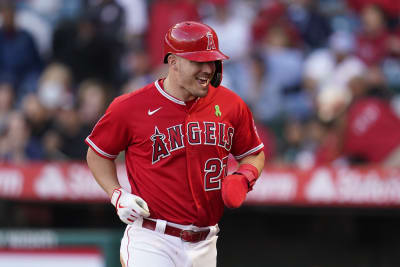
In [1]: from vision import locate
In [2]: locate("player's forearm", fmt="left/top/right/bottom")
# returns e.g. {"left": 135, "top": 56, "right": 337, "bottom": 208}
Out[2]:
{"left": 238, "top": 151, "right": 265, "bottom": 176}
{"left": 86, "top": 147, "right": 121, "bottom": 198}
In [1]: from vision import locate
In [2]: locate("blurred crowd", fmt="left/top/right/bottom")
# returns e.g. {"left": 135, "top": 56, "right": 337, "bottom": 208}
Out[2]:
{"left": 1, "top": 0, "right": 400, "bottom": 168}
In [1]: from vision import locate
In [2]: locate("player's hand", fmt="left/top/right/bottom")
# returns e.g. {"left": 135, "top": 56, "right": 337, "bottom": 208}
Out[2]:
{"left": 221, "top": 164, "right": 259, "bottom": 209}
{"left": 111, "top": 187, "right": 150, "bottom": 224}
{"left": 221, "top": 174, "right": 249, "bottom": 208}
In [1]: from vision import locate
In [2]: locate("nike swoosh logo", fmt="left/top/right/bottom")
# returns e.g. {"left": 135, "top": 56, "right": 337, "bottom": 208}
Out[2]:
{"left": 118, "top": 203, "right": 125, "bottom": 209}
{"left": 148, "top": 107, "right": 162, "bottom": 115}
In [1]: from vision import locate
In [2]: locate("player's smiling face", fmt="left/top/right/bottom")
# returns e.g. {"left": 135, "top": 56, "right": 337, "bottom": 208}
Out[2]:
{"left": 175, "top": 56, "right": 216, "bottom": 100}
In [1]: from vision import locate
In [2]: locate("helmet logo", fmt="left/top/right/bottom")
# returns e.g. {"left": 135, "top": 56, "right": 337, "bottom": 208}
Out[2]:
{"left": 206, "top": 32, "right": 216, "bottom": 50}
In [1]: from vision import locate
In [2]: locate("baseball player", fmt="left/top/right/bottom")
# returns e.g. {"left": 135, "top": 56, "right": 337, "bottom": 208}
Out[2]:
{"left": 85, "top": 21, "right": 265, "bottom": 267}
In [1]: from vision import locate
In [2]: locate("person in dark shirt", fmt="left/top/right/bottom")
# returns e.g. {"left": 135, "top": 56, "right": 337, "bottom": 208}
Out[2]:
{"left": 0, "top": 1, "right": 43, "bottom": 103}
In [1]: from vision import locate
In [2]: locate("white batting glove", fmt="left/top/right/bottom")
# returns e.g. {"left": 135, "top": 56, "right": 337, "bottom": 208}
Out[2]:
{"left": 111, "top": 187, "right": 150, "bottom": 225}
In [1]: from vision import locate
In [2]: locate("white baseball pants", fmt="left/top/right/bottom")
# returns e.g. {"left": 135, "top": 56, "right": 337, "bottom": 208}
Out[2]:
{"left": 120, "top": 218, "right": 219, "bottom": 267}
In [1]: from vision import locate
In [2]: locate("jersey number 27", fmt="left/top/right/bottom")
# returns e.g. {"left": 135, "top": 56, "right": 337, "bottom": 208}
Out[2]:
{"left": 204, "top": 156, "right": 228, "bottom": 191}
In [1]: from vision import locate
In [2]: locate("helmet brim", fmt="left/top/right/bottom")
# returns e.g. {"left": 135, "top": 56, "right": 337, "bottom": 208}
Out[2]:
{"left": 175, "top": 50, "right": 229, "bottom": 62}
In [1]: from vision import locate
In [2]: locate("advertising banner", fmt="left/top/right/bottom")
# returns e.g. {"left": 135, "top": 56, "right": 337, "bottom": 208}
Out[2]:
{"left": 1, "top": 162, "right": 400, "bottom": 206}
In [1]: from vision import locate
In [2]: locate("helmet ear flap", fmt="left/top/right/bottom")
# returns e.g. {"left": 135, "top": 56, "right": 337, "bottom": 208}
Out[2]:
{"left": 211, "top": 61, "right": 222, "bottom": 87}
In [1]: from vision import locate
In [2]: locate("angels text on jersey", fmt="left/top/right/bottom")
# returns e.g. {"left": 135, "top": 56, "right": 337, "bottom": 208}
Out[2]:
{"left": 151, "top": 121, "right": 234, "bottom": 164}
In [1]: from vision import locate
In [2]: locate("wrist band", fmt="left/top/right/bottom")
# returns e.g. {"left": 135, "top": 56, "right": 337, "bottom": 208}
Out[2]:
{"left": 233, "top": 164, "right": 259, "bottom": 190}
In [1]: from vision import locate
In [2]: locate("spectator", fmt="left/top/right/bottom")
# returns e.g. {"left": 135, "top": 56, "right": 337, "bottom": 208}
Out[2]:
{"left": 251, "top": 0, "right": 302, "bottom": 48}
{"left": 281, "top": 119, "right": 307, "bottom": 165}
{"left": 245, "top": 52, "right": 284, "bottom": 123}
{"left": 342, "top": 67, "right": 400, "bottom": 166}
{"left": 76, "top": 79, "right": 109, "bottom": 128}
{"left": 52, "top": 108, "right": 87, "bottom": 160}
{"left": 0, "top": 111, "right": 43, "bottom": 163}
{"left": 21, "top": 93, "right": 54, "bottom": 149}
{"left": 20, "top": 93, "right": 66, "bottom": 161}
{"left": 42, "top": 129, "right": 67, "bottom": 160}
{"left": 116, "top": 0, "right": 148, "bottom": 45}
{"left": 16, "top": 0, "right": 83, "bottom": 57}
{"left": 258, "top": 21, "right": 311, "bottom": 122}
{"left": 355, "top": 4, "right": 390, "bottom": 66}
{"left": 346, "top": 0, "right": 400, "bottom": 21}
{"left": 21, "top": 63, "right": 74, "bottom": 160}
{"left": 36, "top": 62, "right": 74, "bottom": 112}
{"left": 281, "top": 116, "right": 345, "bottom": 168}
{"left": 48, "top": 79, "right": 109, "bottom": 160}
{"left": 308, "top": 118, "right": 345, "bottom": 167}
{"left": 287, "top": 0, "right": 332, "bottom": 50}
{"left": 313, "top": 89, "right": 350, "bottom": 166}
{"left": 51, "top": 15, "right": 119, "bottom": 85}
{"left": 120, "top": 47, "right": 155, "bottom": 94}
{"left": 0, "top": 0, "right": 43, "bottom": 103}
{"left": 146, "top": 0, "right": 200, "bottom": 68}
{"left": 316, "top": 83, "right": 352, "bottom": 123}
{"left": 85, "top": 0, "right": 125, "bottom": 40}
{"left": 303, "top": 31, "right": 366, "bottom": 99}
{"left": 117, "top": 0, "right": 147, "bottom": 34}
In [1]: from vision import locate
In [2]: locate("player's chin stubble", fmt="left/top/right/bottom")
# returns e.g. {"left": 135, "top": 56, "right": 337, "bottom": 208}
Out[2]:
{"left": 194, "top": 85, "right": 209, "bottom": 98}
{"left": 185, "top": 81, "right": 209, "bottom": 98}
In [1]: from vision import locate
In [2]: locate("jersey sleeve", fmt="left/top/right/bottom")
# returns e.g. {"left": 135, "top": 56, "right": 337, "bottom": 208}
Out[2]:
{"left": 85, "top": 97, "right": 132, "bottom": 160}
{"left": 231, "top": 98, "right": 264, "bottom": 160}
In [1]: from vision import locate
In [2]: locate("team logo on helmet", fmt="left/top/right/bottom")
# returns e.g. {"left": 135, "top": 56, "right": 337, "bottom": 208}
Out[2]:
{"left": 206, "top": 32, "right": 216, "bottom": 50}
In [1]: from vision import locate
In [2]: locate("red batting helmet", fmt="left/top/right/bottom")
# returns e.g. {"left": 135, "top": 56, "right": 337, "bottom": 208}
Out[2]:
{"left": 163, "top": 21, "right": 229, "bottom": 87}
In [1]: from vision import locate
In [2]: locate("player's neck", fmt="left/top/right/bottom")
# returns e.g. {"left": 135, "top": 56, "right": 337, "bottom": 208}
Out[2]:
{"left": 163, "top": 77, "right": 195, "bottom": 102}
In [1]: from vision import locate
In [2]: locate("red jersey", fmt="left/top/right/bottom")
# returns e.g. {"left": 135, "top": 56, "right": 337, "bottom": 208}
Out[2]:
{"left": 356, "top": 31, "right": 389, "bottom": 66}
{"left": 343, "top": 97, "right": 400, "bottom": 162}
{"left": 347, "top": 0, "right": 400, "bottom": 17}
{"left": 86, "top": 80, "right": 264, "bottom": 226}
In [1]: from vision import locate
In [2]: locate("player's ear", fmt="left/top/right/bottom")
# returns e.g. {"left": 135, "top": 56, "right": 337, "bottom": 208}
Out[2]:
{"left": 167, "top": 54, "right": 175, "bottom": 65}
{"left": 168, "top": 54, "right": 178, "bottom": 71}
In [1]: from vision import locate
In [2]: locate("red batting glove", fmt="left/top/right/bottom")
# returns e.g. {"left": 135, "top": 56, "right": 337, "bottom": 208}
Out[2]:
{"left": 221, "top": 164, "right": 259, "bottom": 208}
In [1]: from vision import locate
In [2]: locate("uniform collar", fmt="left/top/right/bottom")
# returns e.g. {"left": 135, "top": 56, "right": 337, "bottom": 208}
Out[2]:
{"left": 155, "top": 79, "right": 186, "bottom": 106}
